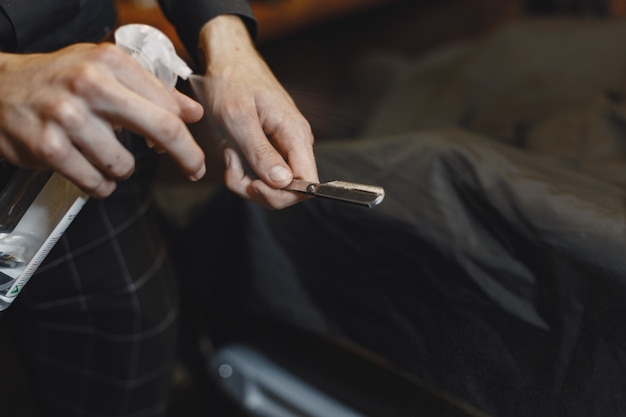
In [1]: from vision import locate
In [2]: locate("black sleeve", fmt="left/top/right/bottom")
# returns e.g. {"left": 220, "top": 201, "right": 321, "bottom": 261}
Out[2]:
{"left": 156, "top": 0, "right": 257, "bottom": 61}
{"left": 0, "top": 5, "right": 15, "bottom": 51}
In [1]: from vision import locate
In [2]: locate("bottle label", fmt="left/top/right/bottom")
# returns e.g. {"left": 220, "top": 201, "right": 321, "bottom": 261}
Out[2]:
{"left": 0, "top": 173, "right": 88, "bottom": 309}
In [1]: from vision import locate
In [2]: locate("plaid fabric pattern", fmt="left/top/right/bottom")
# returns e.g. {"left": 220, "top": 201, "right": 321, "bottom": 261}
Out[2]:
{"left": 2, "top": 133, "right": 180, "bottom": 417}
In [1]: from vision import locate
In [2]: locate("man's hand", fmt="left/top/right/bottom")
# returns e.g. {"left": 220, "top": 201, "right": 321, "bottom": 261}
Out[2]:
{"left": 198, "top": 15, "right": 318, "bottom": 209}
{"left": 0, "top": 43, "right": 206, "bottom": 198}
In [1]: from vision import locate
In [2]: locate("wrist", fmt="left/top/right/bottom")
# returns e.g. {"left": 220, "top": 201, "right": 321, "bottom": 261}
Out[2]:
{"left": 197, "top": 15, "right": 257, "bottom": 71}
{"left": 0, "top": 52, "right": 20, "bottom": 72}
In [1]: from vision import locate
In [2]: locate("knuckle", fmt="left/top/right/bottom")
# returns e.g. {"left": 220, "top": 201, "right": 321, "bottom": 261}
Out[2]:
{"left": 34, "top": 128, "right": 70, "bottom": 163}
{"left": 89, "top": 43, "right": 127, "bottom": 66}
{"left": 218, "top": 102, "right": 254, "bottom": 126}
{"left": 267, "top": 111, "right": 314, "bottom": 147}
{"left": 154, "top": 115, "right": 185, "bottom": 140}
{"left": 82, "top": 177, "right": 116, "bottom": 198}
{"left": 63, "top": 44, "right": 128, "bottom": 96}
{"left": 295, "top": 117, "right": 314, "bottom": 144}
{"left": 47, "top": 98, "right": 86, "bottom": 130}
{"left": 66, "top": 63, "right": 101, "bottom": 96}
{"left": 109, "top": 154, "right": 135, "bottom": 179}
{"left": 150, "top": 116, "right": 205, "bottom": 171}
{"left": 252, "top": 142, "right": 276, "bottom": 163}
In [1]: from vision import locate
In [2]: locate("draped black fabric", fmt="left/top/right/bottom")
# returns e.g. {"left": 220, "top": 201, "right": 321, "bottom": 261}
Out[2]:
{"left": 174, "top": 18, "right": 626, "bottom": 417}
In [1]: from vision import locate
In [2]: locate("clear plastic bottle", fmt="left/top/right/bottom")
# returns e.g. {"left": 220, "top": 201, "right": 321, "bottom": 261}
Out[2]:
{"left": 0, "top": 24, "right": 193, "bottom": 310}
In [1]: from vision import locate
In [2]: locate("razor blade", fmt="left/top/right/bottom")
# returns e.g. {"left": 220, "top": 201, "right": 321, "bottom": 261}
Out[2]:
{"left": 284, "top": 179, "right": 385, "bottom": 208}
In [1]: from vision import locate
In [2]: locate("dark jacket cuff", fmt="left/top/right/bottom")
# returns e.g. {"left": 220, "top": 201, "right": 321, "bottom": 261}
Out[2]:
{"left": 157, "top": 0, "right": 257, "bottom": 63}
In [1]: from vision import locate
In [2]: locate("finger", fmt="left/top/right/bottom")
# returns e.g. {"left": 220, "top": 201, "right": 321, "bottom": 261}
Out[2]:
{"left": 93, "top": 44, "right": 186, "bottom": 116}
{"left": 173, "top": 89, "right": 204, "bottom": 124}
{"left": 37, "top": 123, "right": 117, "bottom": 198}
{"left": 266, "top": 113, "right": 318, "bottom": 183}
{"left": 250, "top": 179, "right": 308, "bottom": 210}
{"left": 112, "top": 99, "right": 206, "bottom": 180}
{"left": 223, "top": 147, "right": 253, "bottom": 197}
{"left": 81, "top": 76, "right": 206, "bottom": 181}
{"left": 118, "top": 60, "right": 203, "bottom": 123}
{"left": 223, "top": 147, "right": 305, "bottom": 209}
{"left": 65, "top": 49, "right": 206, "bottom": 180}
{"left": 223, "top": 107, "right": 293, "bottom": 189}
{"left": 50, "top": 98, "right": 135, "bottom": 181}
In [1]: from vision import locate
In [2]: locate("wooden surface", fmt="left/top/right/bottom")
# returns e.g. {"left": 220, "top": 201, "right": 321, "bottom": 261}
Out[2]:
{"left": 250, "top": 0, "right": 403, "bottom": 42}
{"left": 115, "top": 0, "right": 403, "bottom": 56}
{"left": 609, "top": 0, "right": 626, "bottom": 14}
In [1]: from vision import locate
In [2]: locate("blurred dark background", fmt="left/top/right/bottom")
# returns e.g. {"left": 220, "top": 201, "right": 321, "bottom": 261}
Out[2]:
{"left": 255, "top": 0, "right": 624, "bottom": 141}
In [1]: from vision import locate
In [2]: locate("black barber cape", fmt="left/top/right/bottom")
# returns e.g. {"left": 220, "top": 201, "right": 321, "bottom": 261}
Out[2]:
{"left": 175, "top": 18, "right": 626, "bottom": 417}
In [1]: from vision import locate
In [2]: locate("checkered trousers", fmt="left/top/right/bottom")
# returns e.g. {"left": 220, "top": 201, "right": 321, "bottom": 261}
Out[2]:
{"left": 2, "top": 133, "right": 180, "bottom": 417}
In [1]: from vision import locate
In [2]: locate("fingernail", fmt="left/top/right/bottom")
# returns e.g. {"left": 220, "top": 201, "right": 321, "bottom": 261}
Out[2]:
{"left": 269, "top": 165, "right": 291, "bottom": 184}
{"left": 189, "top": 164, "right": 206, "bottom": 182}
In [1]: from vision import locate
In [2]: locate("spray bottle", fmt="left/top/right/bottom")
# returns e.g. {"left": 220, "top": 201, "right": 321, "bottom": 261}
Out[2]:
{"left": 0, "top": 24, "right": 192, "bottom": 310}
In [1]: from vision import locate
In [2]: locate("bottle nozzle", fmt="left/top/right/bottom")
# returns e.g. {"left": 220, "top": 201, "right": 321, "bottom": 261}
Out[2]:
{"left": 114, "top": 24, "right": 193, "bottom": 89}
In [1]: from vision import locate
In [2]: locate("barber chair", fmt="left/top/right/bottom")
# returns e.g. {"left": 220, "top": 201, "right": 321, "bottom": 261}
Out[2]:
{"left": 168, "top": 190, "right": 487, "bottom": 417}
{"left": 193, "top": 315, "right": 484, "bottom": 417}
